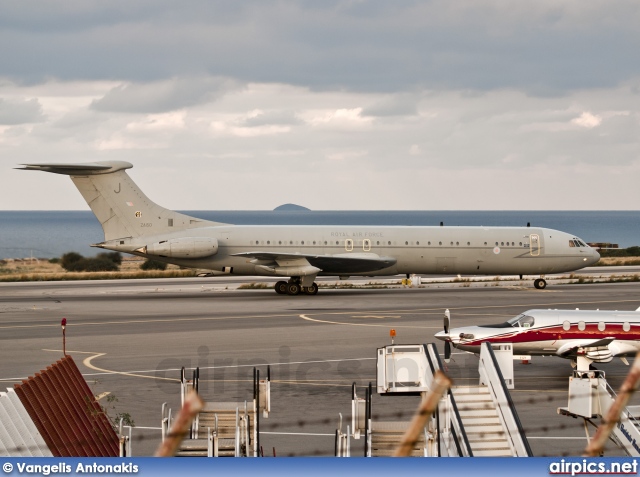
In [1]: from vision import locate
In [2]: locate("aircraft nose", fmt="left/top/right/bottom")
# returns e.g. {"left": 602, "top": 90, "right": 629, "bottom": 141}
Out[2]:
{"left": 589, "top": 248, "right": 601, "bottom": 265}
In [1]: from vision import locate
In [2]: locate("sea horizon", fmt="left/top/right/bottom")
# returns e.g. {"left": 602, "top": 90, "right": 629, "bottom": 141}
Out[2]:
{"left": 1, "top": 209, "right": 638, "bottom": 259}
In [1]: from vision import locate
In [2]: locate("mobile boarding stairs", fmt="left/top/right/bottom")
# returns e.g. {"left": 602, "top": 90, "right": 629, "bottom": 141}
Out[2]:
{"left": 559, "top": 369, "right": 640, "bottom": 457}
{"left": 161, "top": 366, "right": 271, "bottom": 457}
{"left": 336, "top": 342, "right": 532, "bottom": 457}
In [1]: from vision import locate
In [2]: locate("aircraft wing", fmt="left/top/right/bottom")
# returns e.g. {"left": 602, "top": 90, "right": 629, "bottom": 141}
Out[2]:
{"left": 556, "top": 338, "right": 616, "bottom": 357}
{"left": 231, "top": 251, "right": 397, "bottom": 274}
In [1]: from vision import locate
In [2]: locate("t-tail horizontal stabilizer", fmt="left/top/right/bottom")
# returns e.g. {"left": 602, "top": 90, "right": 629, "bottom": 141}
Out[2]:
{"left": 19, "top": 161, "right": 227, "bottom": 243}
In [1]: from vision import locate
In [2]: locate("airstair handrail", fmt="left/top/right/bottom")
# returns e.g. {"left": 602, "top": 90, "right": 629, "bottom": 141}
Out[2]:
{"left": 424, "top": 344, "right": 473, "bottom": 457}
{"left": 479, "top": 343, "right": 533, "bottom": 457}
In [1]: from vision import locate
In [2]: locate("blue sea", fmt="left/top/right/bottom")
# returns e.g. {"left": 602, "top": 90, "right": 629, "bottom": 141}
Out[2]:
{"left": 0, "top": 210, "right": 638, "bottom": 259}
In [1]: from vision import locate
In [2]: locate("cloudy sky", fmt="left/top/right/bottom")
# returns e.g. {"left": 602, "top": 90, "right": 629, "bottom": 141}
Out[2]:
{"left": 2, "top": 0, "right": 640, "bottom": 210}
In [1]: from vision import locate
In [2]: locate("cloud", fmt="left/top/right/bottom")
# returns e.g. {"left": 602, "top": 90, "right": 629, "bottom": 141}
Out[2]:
{"left": 91, "top": 77, "right": 242, "bottom": 113}
{"left": 0, "top": 1, "right": 638, "bottom": 94}
{"left": 571, "top": 112, "right": 602, "bottom": 128}
{"left": 0, "top": 97, "right": 44, "bottom": 125}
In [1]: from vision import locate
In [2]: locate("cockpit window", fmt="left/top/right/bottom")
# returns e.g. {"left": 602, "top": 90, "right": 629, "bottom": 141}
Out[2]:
{"left": 507, "top": 314, "right": 535, "bottom": 328}
{"left": 578, "top": 240, "right": 587, "bottom": 247}
{"left": 569, "top": 240, "right": 576, "bottom": 247}
{"left": 570, "top": 238, "right": 589, "bottom": 248}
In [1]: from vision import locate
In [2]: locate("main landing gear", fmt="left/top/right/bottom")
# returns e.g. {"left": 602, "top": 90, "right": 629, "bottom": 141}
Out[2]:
{"left": 533, "top": 278, "right": 547, "bottom": 290}
{"left": 274, "top": 279, "right": 318, "bottom": 296}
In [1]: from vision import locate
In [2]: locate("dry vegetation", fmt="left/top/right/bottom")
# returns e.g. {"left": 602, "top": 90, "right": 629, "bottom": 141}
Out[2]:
{"left": 0, "top": 256, "right": 194, "bottom": 282}
{"left": 0, "top": 255, "right": 638, "bottom": 283}
{"left": 594, "top": 257, "right": 640, "bottom": 266}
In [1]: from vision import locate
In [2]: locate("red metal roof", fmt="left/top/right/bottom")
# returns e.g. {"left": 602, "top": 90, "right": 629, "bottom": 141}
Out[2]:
{"left": 14, "top": 355, "right": 119, "bottom": 457}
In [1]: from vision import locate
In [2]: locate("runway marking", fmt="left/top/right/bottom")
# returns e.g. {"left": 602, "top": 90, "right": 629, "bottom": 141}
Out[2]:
{"left": 261, "top": 432, "right": 334, "bottom": 437}
{"left": 0, "top": 357, "right": 378, "bottom": 383}
{"left": 299, "top": 314, "right": 439, "bottom": 329}
{"left": 41, "top": 349, "right": 180, "bottom": 382}
{"left": 352, "top": 315, "right": 401, "bottom": 319}
{"left": 2, "top": 297, "right": 640, "bottom": 331}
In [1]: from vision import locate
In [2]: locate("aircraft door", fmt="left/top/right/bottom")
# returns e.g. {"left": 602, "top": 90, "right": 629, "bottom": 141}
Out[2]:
{"left": 530, "top": 234, "right": 540, "bottom": 256}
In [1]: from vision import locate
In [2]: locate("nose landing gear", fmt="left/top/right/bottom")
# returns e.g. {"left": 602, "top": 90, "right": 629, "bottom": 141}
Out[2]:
{"left": 534, "top": 278, "right": 547, "bottom": 289}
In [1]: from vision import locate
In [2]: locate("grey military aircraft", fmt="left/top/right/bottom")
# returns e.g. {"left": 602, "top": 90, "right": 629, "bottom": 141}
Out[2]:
{"left": 20, "top": 161, "right": 600, "bottom": 296}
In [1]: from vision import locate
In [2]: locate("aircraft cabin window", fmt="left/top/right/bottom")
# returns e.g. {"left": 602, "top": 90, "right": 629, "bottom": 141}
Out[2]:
{"left": 416, "top": 241, "right": 420, "bottom": 245}
{"left": 598, "top": 322, "right": 605, "bottom": 331}
{"left": 388, "top": 241, "right": 391, "bottom": 245}
{"left": 301, "top": 241, "right": 304, "bottom": 245}
{"left": 495, "top": 242, "right": 498, "bottom": 246}
{"left": 507, "top": 314, "right": 535, "bottom": 328}
{"left": 578, "top": 321, "right": 586, "bottom": 331}
{"left": 484, "top": 242, "right": 487, "bottom": 245}
{"left": 562, "top": 320, "right": 570, "bottom": 331}
{"left": 290, "top": 241, "right": 293, "bottom": 245}
{"left": 267, "top": 241, "right": 270, "bottom": 245}
{"left": 467, "top": 242, "right": 470, "bottom": 246}
{"left": 450, "top": 241, "right": 453, "bottom": 245}
{"left": 279, "top": 241, "right": 282, "bottom": 245}
{"left": 456, "top": 242, "right": 459, "bottom": 246}
{"left": 256, "top": 241, "right": 259, "bottom": 245}
{"left": 519, "top": 242, "right": 523, "bottom": 246}
{"left": 439, "top": 242, "right": 442, "bottom": 245}
{"left": 428, "top": 241, "right": 431, "bottom": 245}
{"left": 501, "top": 242, "right": 504, "bottom": 246}
{"left": 405, "top": 241, "right": 408, "bottom": 245}
{"left": 324, "top": 241, "right": 327, "bottom": 245}
{"left": 313, "top": 241, "right": 316, "bottom": 245}
{"left": 377, "top": 241, "right": 380, "bottom": 245}
{"left": 624, "top": 322, "right": 631, "bottom": 332}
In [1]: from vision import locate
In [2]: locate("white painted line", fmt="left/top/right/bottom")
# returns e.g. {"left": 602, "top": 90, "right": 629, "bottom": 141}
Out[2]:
{"left": 261, "top": 432, "right": 334, "bottom": 437}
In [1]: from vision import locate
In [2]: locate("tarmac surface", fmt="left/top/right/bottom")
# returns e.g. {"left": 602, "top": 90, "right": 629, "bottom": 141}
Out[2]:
{"left": 2, "top": 270, "right": 640, "bottom": 457}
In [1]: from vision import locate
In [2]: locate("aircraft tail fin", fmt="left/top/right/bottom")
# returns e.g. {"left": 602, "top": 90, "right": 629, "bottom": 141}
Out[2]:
{"left": 19, "top": 161, "right": 226, "bottom": 242}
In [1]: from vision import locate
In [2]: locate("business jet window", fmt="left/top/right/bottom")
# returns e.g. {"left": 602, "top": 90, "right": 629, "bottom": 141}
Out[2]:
{"left": 507, "top": 314, "right": 535, "bottom": 328}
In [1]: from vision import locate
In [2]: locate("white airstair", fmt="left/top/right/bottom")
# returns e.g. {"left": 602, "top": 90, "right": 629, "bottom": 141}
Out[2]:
{"left": 336, "top": 342, "right": 532, "bottom": 457}
{"left": 161, "top": 366, "right": 270, "bottom": 457}
{"left": 558, "top": 370, "right": 640, "bottom": 456}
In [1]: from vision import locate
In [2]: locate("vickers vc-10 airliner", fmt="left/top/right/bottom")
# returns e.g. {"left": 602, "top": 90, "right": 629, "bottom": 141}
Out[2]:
{"left": 20, "top": 161, "right": 600, "bottom": 296}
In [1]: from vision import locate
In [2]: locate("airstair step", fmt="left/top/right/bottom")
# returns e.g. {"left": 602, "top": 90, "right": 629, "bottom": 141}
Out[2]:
{"left": 458, "top": 406, "right": 498, "bottom": 420}
{"left": 463, "top": 424, "right": 504, "bottom": 434}
{"left": 467, "top": 435, "right": 509, "bottom": 449}
{"left": 458, "top": 417, "right": 502, "bottom": 427}
{"left": 371, "top": 421, "right": 411, "bottom": 433}
{"left": 466, "top": 428, "right": 506, "bottom": 438}
{"left": 372, "top": 447, "right": 423, "bottom": 457}
{"left": 453, "top": 393, "right": 493, "bottom": 403}
{"left": 467, "top": 432, "right": 508, "bottom": 443}
{"left": 453, "top": 386, "right": 490, "bottom": 394}
{"left": 472, "top": 447, "right": 513, "bottom": 457}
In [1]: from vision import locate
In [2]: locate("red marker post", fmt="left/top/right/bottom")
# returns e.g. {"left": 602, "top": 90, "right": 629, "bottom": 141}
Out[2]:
{"left": 61, "top": 318, "right": 67, "bottom": 356}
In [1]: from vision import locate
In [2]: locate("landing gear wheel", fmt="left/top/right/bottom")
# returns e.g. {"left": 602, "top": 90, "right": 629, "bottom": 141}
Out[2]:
{"left": 287, "top": 283, "right": 301, "bottom": 295}
{"left": 534, "top": 278, "right": 547, "bottom": 290}
{"left": 304, "top": 283, "right": 319, "bottom": 295}
{"left": 275, "top": 281, "right": 288, "bottom": 294}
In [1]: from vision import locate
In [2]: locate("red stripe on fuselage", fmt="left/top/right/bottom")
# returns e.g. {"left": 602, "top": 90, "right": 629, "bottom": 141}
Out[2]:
{"left": 460, "top": 323, "right": 640, "bottom": 347}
